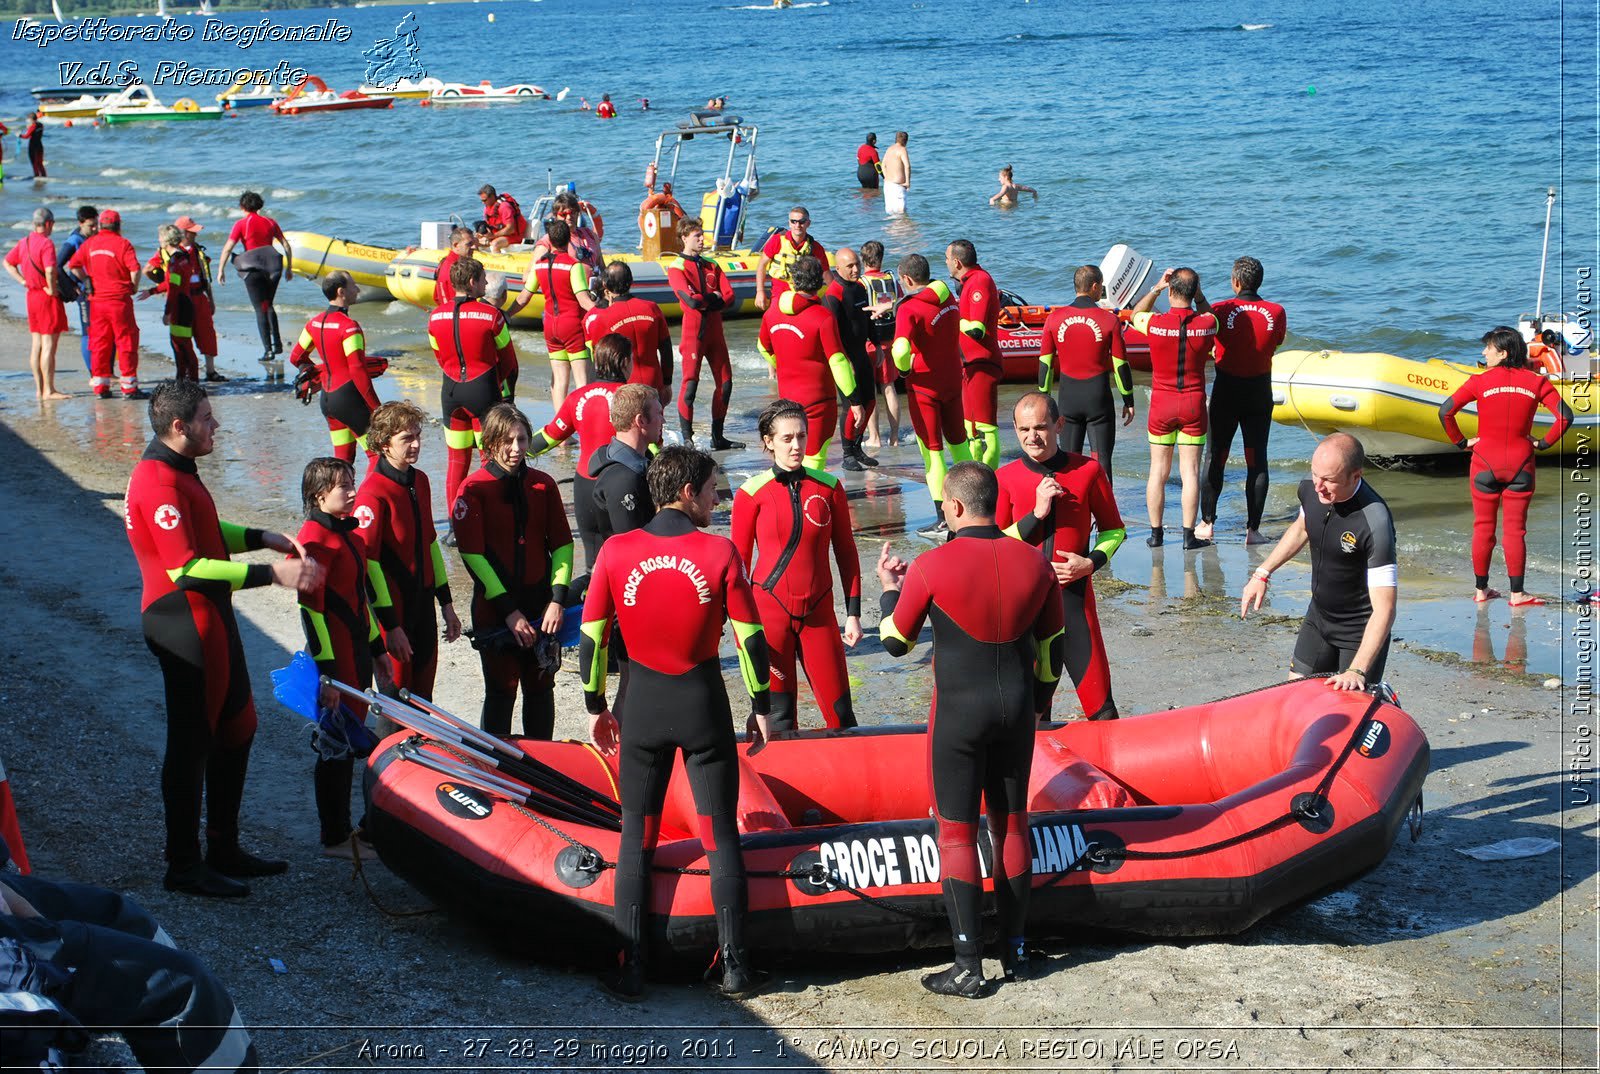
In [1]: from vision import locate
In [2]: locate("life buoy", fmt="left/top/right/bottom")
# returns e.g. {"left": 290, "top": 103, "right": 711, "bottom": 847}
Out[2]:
{"left": 637, "top": 191, "right": 682, "bottom": 240}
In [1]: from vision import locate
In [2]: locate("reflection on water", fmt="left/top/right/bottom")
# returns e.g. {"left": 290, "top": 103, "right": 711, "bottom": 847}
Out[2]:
{"left": 1471, "top": 604, "right": 1530, "bottom": 676}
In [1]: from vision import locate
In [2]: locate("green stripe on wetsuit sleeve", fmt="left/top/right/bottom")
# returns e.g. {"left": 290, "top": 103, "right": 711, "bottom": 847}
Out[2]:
{"left": 218, "top": 522, "right": 266, "bottom": 555}
{"left": 730, "top": 617, "right": 772, "bottom": 712}
{"left": 430, "top": 540, "right": 452, "bottom": 605}
{"left": 366, "top": 560, "right": 399, "bottom": 631}
{"left": 168, "top": 557, "right": 272, "bottom": 591}
{"left": 1089, "top": 527, "right": 1126, "bottom": 570}
{"left": 301, "top": 606, "right": 335, "bottom": 662}
{"left": 579, "top": 618, "right": 610, "bottom": 713}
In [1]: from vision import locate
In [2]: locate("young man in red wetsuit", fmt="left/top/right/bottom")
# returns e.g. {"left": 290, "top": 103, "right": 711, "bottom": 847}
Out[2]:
{"left": 1129, "top": 267, "right": 1217, "bottom": 549}
{"left": 294, "top": 457, "right": 392, "bottom": 859}
{"left": 1196, "top": 256, "right": 1287, "bottom": 545}
{"left": 584, "top": 261, "right": 674, "bottom": 404}
{"left": 994, "top": 392, "right": 1126, "bottom": 721}
{"left": 510, "top": 218, "right": 596, "bottom": 415}
{"left": 877, "top": 462, "right": 1065, "bottom": 997}
{"left": 667, "top": 217, "right": 741, "bottom": 449}
{"left": 1438, "top": 326, "right": 1575, "bottom": 605}
{"left": 945, "top": 240, "right": 1004, "bottom": 468}
{"left": 355, "top": 401, "right": 463, "bottom": 702}
{"left": 288, "top": 271, "right": 382, "bottom": 464}
{"left": 125, "top": 380, "right": 322, "bottom": 897}
{"left": 477, "top": 184, "right": 528, "bottom": 250}
{"left": 1038, "top": 265, "right": 1136, "bottom": 479}
{"left": 432, "top": 226, "right": 477, "bottom": 306}
{"left": 824, "top": 246, "right": 882, "bottom": 471}
{"left": 173, "top": 216, "right": 224, "bottom": 382}
{"left": 757, "top": 256, "right": 862, "bottom": 469}
{"left": 732, "top": 400, "right": 863, "bottom": 730}
{"left": 754, "top": 206, "right": 828, "bottom": 311}
{"left": 893, "top": 253, "right": 973, "bottom": 534}
{"left": 67, "top": 209, "right": 145, "bottom": 399}
{"left": 429, "top": 256, "right": 518, "bottom": 512}
{"left": 454, "top": 403, "right": 573, "bottom": 738}
{"left": 580, "top": 446, "right": 774, "bottom": 1000}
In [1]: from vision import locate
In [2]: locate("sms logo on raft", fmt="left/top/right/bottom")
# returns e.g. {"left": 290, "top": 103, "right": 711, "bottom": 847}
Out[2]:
{"left": 1357, "top": 720, "right": 1391, "bottom": 759}
{"left": 436, "top": 782, "right": 493, "bottom": 820}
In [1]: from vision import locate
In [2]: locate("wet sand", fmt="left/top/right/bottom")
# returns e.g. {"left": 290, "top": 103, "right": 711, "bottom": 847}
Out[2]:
{"left": 0, "top": 311, "right": 1591, "bottom": 1072}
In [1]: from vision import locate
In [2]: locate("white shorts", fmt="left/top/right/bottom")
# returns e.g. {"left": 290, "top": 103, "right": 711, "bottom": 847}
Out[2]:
{"left": 884, "top": 181, "right": 907, "bottom": 214}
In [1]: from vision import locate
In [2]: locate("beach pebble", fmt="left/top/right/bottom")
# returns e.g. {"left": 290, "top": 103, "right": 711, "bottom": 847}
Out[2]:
{"left": 1544, "top": 678, "right": 1562, "bottom": 689}
{"left": 1129, "top": 626, "right": 1153, "bottom": 637}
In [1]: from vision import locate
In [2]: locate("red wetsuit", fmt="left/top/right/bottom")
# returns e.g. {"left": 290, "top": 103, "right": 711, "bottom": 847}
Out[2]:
{"left": 759, "top": 231, "right": 829, "bottom": 304}
{"left": 533, "top": 249, "right": 591, "bottom": 359}
{"left": 290, "top": 306, "right": 380, "bottom": 462}
{"left": 226, "top": 212, "right": 285, "bottom": 251}
{"left": 481, "top": 195, "right": 528, "bottom": 245}
{"left": 1439, "top": 364, "right": 1574, "bottom": 592}
{"left": 1203, "top": 294, "right": 1288, "bottom": 530}
{"left": 893, "top": 282, "right": 969, "bottom": 503}
{"left": 879, "top": 525, "right": 1064, "bottom": 970}
{"left": 1039, "top": 298, "right": 1134, "bottom": 476}
{"left": 667, "top": 252, "right": 737, "bottom": 439}
{"left": 295, "top": 510, "right": 385, "bottom": 846}
{"left": 433, "top": 250, "right": 461, "bottom": 307}
{"left": 1131, "top": 307, "right": 1216, "bottom": 444}
{"left": 577, "top": 509, "right": 772, "bottom": 967}
{"left": 354, "top": 458, "right": 453, "bottom": 700}
{"left": 158, "top": 247, "right": 201, "bottom": 381}
{"left": 429, "top": 297, "right": 518, "bottom": 507}
{"left": 528, "top": 378, "right": 623, "bottom": 565}
{"left": 757, "top": 290, "right": 857, "bottom": 463}
{"left": 5, "top": 233, "right": 68, "bottom": 336}
{"left": 955, "top": 266, "right": 1003, "bottom": 445}
{"left": 732, "top": 465, "right": 861, "bottom": 731}
{"left": 454, "top": 460, "right": 574, "bottom": 738}
{"left": 995, "top": 451, "right": 1126, "bottom": 720}
{"left": 596, "top": 100, "right": 616, "bottom": 119}
{"left": 125, "top": 439, "right": 273, "bottom": 868}
{"left": 68, "top": 231, "right": 142, "bottom": 396}
{"left": 584, "top": 295, "right": 673, "bottom": 395}
{"left": 180, "top": 242, "right": 218, "bottom": 359}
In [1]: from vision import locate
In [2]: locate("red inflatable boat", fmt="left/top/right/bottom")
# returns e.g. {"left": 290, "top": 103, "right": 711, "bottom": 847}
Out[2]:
{"left": 363, "top": 680, "right": 1427, "bottom": 961}
{"left": 999, "top": 304, "right": 1153, "bottom": 382}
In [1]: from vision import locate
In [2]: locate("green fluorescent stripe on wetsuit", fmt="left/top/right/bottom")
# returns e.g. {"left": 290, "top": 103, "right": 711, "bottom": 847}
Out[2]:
{"left": 429, "top": 540, "right": 451, "bottom": 603}
{"left": 960, "top": 317, "right": 986, "bottom": 339}
{"left": 550, "top": 541, "right": 574, "bottom": 590}
{"left": 1113, "top": 357, "right": 1134, "bottom": 405}
{"left": 1036, "top": 627, "right": 1065, "bottom": 683}
{"left": 1038, "top": 357, "right": 1054, "bottom": 395}
{"left": 343, "top": 332, "right": 365, "bottom": 356}
{"left": 1002, "top": 520, "right": 1025, "bottom": 541}
{"left": 827, "top": 350, "right": 857, "bottom": 395}
{"left": 1092, "top": 527, "right": 1126, "bottom": 564}
{"left": 579, "top": 618, "right": 609, "bottom": 700}
{"left": 891, "top": 336, "right": 913, "bottom": 373}
{"left": 167, "top": 557, "right": 269, "bottom": 591}
{"left": 302, "top": 606, "right": 335, "bottom": 662}
{"left": 459, "top": 552, "right": 507, "bottom": 601}
{"left": 879, "top": 609, "right": 914, "bottom": 655}
{"left": 366, "top": 560, "right": 398, "bottom": 631}
{"left": 218, "top": 521, "right": 264, "bottom": 556}
{"left": 730, "top": 618, "right": 771, "bottom": 697}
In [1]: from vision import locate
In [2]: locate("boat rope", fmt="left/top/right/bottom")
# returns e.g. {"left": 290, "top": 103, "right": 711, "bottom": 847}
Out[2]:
{"left": 312, "top": 235, "right": 336, "bottom": 278}
{"left": 1047, "top": 691, "right": 1389, "bottom": 880}
{"left": 345, "top": 830, "right": 439, "bottom": 919}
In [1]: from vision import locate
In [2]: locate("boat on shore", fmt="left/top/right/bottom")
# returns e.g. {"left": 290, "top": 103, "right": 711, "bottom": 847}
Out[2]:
{"left": 362, "top": 679, "right": 1427, "bottom": 962}
{"left": 284, "top": 231, "right": 401, "bottom": 302}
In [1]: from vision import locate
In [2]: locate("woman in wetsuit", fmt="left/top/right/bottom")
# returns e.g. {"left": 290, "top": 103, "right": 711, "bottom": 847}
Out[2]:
{"left": 217, "top": 190, "right": 294, "bottom": 368}
{"left": 1438, "top": 325, "right": 1574, "bottom": 606}
{"left": 731, "top": 399, "right": 862, "bottom": 731}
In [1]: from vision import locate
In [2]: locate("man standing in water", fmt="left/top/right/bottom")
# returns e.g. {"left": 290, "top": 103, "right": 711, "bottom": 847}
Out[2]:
{"left": 125, "top": 381, "right": 323, "bottom": 896}
{"left": 882, "top": 131, "right": 911, "bottom": 215}
{"left": 1239, "top": 433, "right": 1396, "bottom": 690}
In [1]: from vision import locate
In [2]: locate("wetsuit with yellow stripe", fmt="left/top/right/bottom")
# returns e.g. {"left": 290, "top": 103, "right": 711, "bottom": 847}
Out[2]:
{"left": 955, "top": 265, "right": 1003, "bottom": 468}
{"left": 289, "top": 305, "right": 380, "bottom": 463}
{"left": 578, "top": 509, "right": 772, "bottom": 974}
{"left": 893, "top": 281, "right": 973, "bottom": 508}
{"left": 428, "top": 296, "right": 518, "bottom": 509}
{"left": 145, "top": 246, "right": 200, "bottom": 381}
{"left": 535, "top": 249, "right": 592, "bottom": 362}
{"left": 756, "top": 289, "right": 857, "bottom": 467}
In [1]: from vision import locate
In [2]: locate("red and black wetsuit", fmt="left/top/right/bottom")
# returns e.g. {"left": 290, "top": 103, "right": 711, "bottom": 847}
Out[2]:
{"left": 528, "top": 379, "right": 623, "bottom": 567}
{"left": 856, "top": 142, "right": 880, "bottom": 188}
{"left": 1131, "top": 307, "right": 1216, "bottom": 445}
{"left": 181, "top": 241, "right": 218, "bottom": 360}
{"left": 667, "top": 252, "right": 737, "bottom": 442}
{"left": 125, "top": 439, "right": 274, "bottom": 869}
{"left": 583, "top": 295, "right": 673, "bottom": 396}
{"left": 956, "top": 266, "right": 1004, "bottom": 466}
{"left": 289, "top": 305, "right": 381, "bottom": 463}
{"left": 68, "top": 231, "right": 141, "bottom": 396}
{"left": 732, "top": 465, "right": 861, "bottom": 731}
{"left": 578, "top": 509, "right": 772, "bottom": 968}
{"left": 1439, "top": 365, "right": 1574, "bottom": 593}
{"left": 534, "top": 249, "right": 591, "bottom": 360}
{"left": 892, "top": 281, "right": 969, "bottom": 506}
{"left": 428, "top": 297, "right": 517, "bottom": 507}
{"left": 1203, "top": 294, "right": 1287, "bottom": 530}
{"left": 995, "top": 451, "right": 1126, "bottom": 720}
{"left": 879, "top": 525, "right": 1064, "bottom": 972}
{"left": 823, "top": 275, "right": 878, "bottom": 442}
{"left": 453, "top": 459, "right": 573, "bottom": 739}
{"left": 24, "top": 118, "right": 45, "bottom": 177}
{"left": 227, "top": 212, "right": 288, "bottom": 357}
{"left": 1038, "top": 298, "right": 1134, "bottom": 477}
{"left": 433, "top": 250, "right": 461, "bottom": 307}
{"left": 295, "top": 510, "right": 385, "bottom": 847}
{"left": 757, "top": 289, "right": 857, "bottom": 465}
{"left": 144, "top": 247, "right": 200, "bottom": 381}
{"left": 354, "top": 458, "right": 454, "bottom": 699}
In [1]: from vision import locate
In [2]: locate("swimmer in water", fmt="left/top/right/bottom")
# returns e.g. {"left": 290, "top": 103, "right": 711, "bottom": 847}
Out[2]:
{"left": 989, "top": 165, "right": 1038, "bottom": 207}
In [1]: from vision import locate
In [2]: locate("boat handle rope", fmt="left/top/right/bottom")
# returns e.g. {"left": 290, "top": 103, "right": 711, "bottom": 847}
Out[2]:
{"left": 312, "top": 235, "right": 336, "bottom": 278}
{"left": 1065, "top": 691, "right": 1389, "bottom": 875}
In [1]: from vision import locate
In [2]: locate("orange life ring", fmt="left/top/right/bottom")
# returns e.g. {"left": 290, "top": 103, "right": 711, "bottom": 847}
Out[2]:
{"left": 637, "top": 192, "right": 683, "bottom": 238}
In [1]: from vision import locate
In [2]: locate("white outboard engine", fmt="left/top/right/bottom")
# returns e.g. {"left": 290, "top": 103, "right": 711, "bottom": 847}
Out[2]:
{"left": 1099, "top": 244, "right": 1156, "bottom": 308}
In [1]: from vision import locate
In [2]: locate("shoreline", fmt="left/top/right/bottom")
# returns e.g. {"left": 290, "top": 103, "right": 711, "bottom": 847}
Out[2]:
{"left": 0, "top": 307, "right": 1591, "bottom": 1071}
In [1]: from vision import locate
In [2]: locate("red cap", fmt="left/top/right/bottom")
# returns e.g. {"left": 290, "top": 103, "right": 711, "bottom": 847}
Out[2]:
{"left": 173, "top": 215, "right": 203, "bottom": 233}
{"left": 98, "top": 209, "right": 121, "bottom": 227}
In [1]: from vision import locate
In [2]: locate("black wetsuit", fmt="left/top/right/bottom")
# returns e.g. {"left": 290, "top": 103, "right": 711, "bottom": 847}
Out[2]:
{"left": 589, "top": 439, "right": 657, "bottom": 552}
{"left": 879, "top": 525, "right": 1064, "bottom": 968}
{"left": 578, "top": 510, "right": 772, "bottom": 967}
{"left": 1291, "top": 479, "right": 1396, "bottom": 679}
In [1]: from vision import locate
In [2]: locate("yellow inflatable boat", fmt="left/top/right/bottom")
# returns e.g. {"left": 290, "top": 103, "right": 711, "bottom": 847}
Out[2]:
{"left": 285, "top": 231, "right": 401, "bottom": 302}
{"left": 1271, "top": 348, "right": 1595, "bottom": 457}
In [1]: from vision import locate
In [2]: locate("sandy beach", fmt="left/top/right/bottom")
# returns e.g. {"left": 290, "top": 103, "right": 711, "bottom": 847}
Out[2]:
{"left": 0, "top": 310, "right": 1592, "bottom": 1073}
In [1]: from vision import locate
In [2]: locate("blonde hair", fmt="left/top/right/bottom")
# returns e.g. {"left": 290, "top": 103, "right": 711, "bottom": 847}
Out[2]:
{"left": 158, "top": 223, "right": 183, "bottom": 248}
{"left": 609, "top": 383, "right": 658, "bottom": 434}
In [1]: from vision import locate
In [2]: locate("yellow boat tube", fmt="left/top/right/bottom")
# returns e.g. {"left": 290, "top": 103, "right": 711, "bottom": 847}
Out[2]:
{"left": 285, "top": 231, "right": 401, "bottom": 302}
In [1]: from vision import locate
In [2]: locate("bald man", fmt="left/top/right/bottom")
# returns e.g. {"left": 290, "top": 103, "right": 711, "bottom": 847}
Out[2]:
{"left": 1240, "top": 434, "right": 1396, "bottom": 691}
{"left": 824, "top": 246, "right": 882, "bottom": 470}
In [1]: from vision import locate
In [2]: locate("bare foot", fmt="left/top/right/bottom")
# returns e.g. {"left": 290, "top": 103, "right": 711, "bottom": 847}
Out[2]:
{"left": 1473, "top": 587, "right": 1501, "bottom": 603}
{"left": 41, "top": 391, "right": 71, "bottom": 401}
{"left": 863, "top": 436, "right": 882, "bottom": 449}
{"left": 1192, "top": 520, "right": 1214, "bottom": 542}
{"left": 1507, "top": 593, "right": 1547, "bottom": 607}
{"left": 1244, "top": 528, "right": 1270, "bottom": 545}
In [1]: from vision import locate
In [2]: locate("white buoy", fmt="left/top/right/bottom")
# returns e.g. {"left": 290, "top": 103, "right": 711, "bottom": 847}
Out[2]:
{"left": 487, "top": 11, "right": 494, "bottom": 21}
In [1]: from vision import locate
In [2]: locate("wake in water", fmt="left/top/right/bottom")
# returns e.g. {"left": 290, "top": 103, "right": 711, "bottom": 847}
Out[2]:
{"left": 1239, "top": 22, "right": 1273, "bottom": 30}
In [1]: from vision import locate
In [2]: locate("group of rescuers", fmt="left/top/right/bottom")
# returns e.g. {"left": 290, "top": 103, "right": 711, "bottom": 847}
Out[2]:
{"left": 131, "top": 202, "right": 1512, "bottom": 1002}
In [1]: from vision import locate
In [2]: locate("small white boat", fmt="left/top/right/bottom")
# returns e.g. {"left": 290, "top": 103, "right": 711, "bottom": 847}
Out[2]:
{"left": 426, "top": 80, "right": 551, "bottom": 105}
{"left": 357, "top": 76, "right": 443, "bottom": 100}
{"left": 99, "top": 84, "right": 224, "bottom": 124}
{"left": 217, "top": 72, "right": 286, "bottom": 109}
{"left": 40, "top": 90, "right": 123, "bottom": 122}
